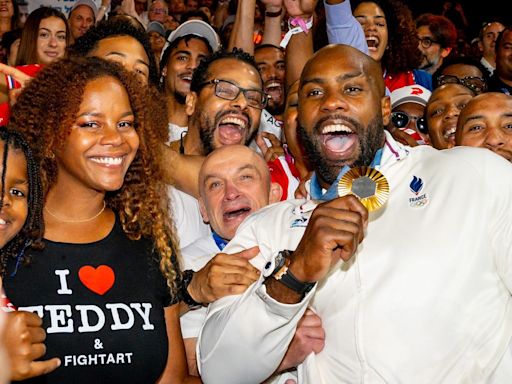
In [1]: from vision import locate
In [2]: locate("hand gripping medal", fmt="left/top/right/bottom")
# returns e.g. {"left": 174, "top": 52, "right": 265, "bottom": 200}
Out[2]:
{"left": 337, "top": 166, "right": 389, "bottom": 212}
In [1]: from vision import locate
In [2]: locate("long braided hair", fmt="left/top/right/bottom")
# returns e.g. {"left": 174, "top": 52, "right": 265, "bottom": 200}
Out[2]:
{"left": 0, "top": 128, "right": 44, "bottom": 277}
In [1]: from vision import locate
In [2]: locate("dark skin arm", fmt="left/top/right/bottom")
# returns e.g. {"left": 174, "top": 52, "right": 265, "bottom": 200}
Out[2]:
{"left": 264, "top": 195, "right": 368, "bottom": 304}
{"left": 156, "top": 304, "right": 201, "bottom": 384}
{"left": 160, "top": 144, "right": 204, "bottom": 198}
{"left": 4, "top": 311, "right": 61, "bottom": 381}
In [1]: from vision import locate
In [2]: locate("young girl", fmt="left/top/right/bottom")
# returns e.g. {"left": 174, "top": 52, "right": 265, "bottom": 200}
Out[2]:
{"left": 0, "top": 128, "right": 43, "bottom": 271}
{"left": 0, "top": 128, "right": 44, "bottom": 383}
{"left": 3, "top": 57, "right": 195, "bottom": 383}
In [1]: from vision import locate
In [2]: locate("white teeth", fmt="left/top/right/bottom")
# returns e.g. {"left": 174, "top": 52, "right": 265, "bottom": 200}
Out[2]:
{"left": 444, "top": 128, "right": 456, "bottom": 138}
{"left": 221, "top": 117, "right": 246, "bottom": 128}
{"left": 366, "top": 36, "right": 379, "bottom": 48}
{"left": 91, "top": 157, "right": 123, "bottom": 165}
{"left": 182, "top": 76, "right": 192, "bottom": 81}
{"left": 0, "top": 218, "right": 6, "bottom": 225}
{"left": 266, "top": 81, "right": 280, "bottom": 88}
{"left": 322, "top": 124, "right": 353, "bottom": 134}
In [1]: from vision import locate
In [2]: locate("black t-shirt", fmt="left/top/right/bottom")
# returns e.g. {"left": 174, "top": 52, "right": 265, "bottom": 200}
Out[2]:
{"left": 488, "top": 74, "right": 512, "bottom": 95}
{"left": 4, "top": 218, "right": 177, "bottom": 383}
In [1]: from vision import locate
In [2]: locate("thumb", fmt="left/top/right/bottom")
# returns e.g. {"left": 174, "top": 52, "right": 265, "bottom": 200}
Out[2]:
{"left": 30, "top": 358, "right": 61, "bottom": 377}
{"left": 255, "top": 133, "right": 269, "bottom": 155}
{"left": 235, "top": 246, "right": 260, "bottom": 260}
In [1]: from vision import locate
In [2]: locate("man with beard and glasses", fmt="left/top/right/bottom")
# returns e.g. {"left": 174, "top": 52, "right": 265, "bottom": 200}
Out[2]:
{"left": 196, "top": 44, "right": 512, "bottom": 384}
{"left": 416, "top": 13, "right": 457, "bottom": 75}
{"left": 162, "top": 48, "right": 268, "bottom": 249}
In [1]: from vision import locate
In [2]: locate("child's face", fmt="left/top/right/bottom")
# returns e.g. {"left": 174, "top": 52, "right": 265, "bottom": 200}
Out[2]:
{"left": 0, "top": 143, "right": 29, "bottom": 248}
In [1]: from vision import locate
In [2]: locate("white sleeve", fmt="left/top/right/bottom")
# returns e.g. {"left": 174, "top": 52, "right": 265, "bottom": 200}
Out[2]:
{"left": 197, "top": 280, "right": 315, "bottom": 383}
{"left": 196, "top": 205, "right": 315, "bottom": 383}
{"left": 486, "top": 154, "right": 512, "bottom": 293}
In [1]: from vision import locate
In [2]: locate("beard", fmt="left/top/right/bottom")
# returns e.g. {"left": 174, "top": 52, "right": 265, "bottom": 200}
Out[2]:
{"left": 196, "top": 109, "right": 256, "bottom": 155}
{"left": 298, "top": 115, "right": 385, "bottom": 186}
{"left": 266, "top": 98, "right": 285, "bottom": 116}
{"left": 420, "top": 53, "right": 440, "bottom": 73}
{"left": 174, "top": 91, "right": 187, "bottom": 105}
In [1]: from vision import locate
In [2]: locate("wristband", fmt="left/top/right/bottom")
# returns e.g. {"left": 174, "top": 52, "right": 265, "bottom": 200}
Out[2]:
{"left": 268, "top": 250, "right": 315, "bottom": 296}
{"left": 265, "top": 8, "right": 282, "bottom": 17}
{"left": 280, "top": 15, "right": 314, "bottom": 48}
{"left": 180, "top": 269, "right": 203, "bottom": 309}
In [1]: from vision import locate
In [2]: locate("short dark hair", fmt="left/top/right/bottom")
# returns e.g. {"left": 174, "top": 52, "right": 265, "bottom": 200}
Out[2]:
{"left": 433, "top": 56, "right": 490, "bottom": 89}
{"left": 190, "top": 47, "right": 260, "bottom": 93}
{"left": 69, "top": 18, "right": 159, "bottom": 86}
{"left": 254, "top": 43, "right": 282, "bottom": 53}
{"left": 180, "top": 10, "right": 209, "bottom": 23}
{"left": 1, "top": 28, "right": 22, "bottom": 51}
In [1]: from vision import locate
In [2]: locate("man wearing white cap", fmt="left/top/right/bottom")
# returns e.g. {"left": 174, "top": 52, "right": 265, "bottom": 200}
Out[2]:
{"left": 389, "top": 84, "right": 431, "bottom": 145}
{"left": 160, "top": 20, "right": 220, "bottom": 150}
{"left": 159, "top": 20, "right": 220, "bottom": 249}
{"left": 68, "top": 0, "right": 98, "bottom": 42}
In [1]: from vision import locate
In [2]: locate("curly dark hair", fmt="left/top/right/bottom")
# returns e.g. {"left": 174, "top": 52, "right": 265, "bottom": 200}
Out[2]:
{"left": 190, "top": 47, "right": 261, "bottom": 93}
{"left": 159, "top": 34, "right": 214, "bottom": 91}
{"left": 68, "top": 18, "right": 159, "bottom": 87}
{"left": 352, "top": 0, "right": 422, "bottom": 73}
{"left": 9, "top": 56, "right": 180, "bottom": 295}
{"left": 0, "top": 128, "right": 44, "bottom": 278}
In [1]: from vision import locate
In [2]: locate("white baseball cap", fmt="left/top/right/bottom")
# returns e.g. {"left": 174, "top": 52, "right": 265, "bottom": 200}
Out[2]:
{"left": 69, "top": 0, "right": 98, "bottom": 19}
{"left": 162, "top": 20, "right": 220, "bottom": 54}
{"left": 390, "top": 85, "right": 431, "bottom": 109}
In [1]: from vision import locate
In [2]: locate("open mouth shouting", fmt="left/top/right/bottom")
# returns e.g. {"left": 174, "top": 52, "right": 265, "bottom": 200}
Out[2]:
{"left": 319, "top": 119, "right": 359, "bottom": 160}
{"left": 366, "top": 35, "right": 380, "bottom": 53}
{"left": 216, "top": 112, "right": 250, "bottom": 146}
{"left": 264, "top": 80, "right": 283, "bottom": 105}
{"left": 223, "top": 205, "right": 252, "bottom": 222}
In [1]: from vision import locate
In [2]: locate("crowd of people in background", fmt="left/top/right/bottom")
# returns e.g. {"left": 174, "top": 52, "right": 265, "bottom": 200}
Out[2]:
{"left": 0, "top": 0, "right": 511, "bottom": 383}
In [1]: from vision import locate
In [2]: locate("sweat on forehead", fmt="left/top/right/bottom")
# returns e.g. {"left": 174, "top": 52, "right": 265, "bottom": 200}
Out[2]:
{"left": 300, "top": 44, "right": 385, "bottom": 95}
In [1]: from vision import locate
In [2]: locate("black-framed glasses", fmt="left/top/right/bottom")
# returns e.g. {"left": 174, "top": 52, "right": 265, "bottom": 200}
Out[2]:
{"left": 418, "top": 36, "right": 439, "bottom": 49}
{"left": 436, "top": 74, "right": 487, "bottom": 94}
{"left": 200, "top": 79, "right": 269, "bottom": 109}
{"left": 391, "top": 112, "right": 428, "bottom": 134}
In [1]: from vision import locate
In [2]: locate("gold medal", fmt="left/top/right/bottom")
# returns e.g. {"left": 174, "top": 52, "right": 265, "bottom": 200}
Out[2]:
{"left": 337, "top": 166, "right": 389, "bottom": 212}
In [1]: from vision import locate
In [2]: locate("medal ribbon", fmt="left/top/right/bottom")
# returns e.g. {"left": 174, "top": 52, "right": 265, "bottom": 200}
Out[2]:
{"left": 310, "top": 148, "right": 383, "bottom": 201}
{"left": 212, "top": 231, "right": 228, "bottom": 251}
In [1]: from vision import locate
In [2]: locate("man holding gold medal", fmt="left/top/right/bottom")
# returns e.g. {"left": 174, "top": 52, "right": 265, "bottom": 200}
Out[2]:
{"left": 197, "top": 44, "right": 512, "bottom": 384}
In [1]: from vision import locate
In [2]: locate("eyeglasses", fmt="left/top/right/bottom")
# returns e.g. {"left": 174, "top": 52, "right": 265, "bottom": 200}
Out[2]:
{"left": 436, "top": 74, "right": 487, "bottom": 94}
{"left": 200, "top": 79, "right": 269, "bottom": 109}
{"left": 391, "top": 112, "right": 428, "bottom": 134}
{"left": 418, "top": 36, "right": 439, "bottom": 49}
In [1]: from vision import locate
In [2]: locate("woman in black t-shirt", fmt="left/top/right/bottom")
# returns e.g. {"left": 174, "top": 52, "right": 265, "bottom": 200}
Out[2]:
{"left": 4, "top": 57, "right": 195, "bottom": 383}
